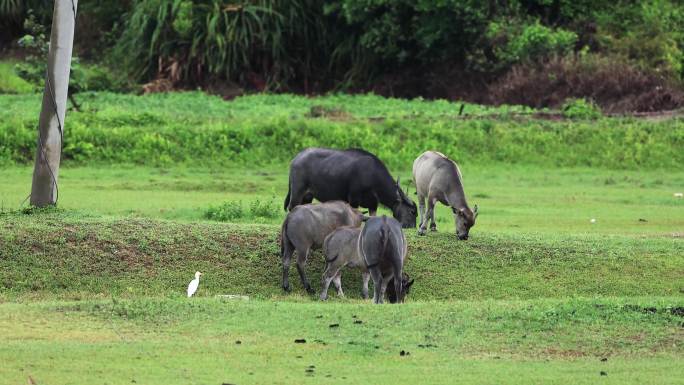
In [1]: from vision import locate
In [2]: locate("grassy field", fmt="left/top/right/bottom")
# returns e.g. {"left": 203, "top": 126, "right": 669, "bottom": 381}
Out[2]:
{"left": 1, "top": 298, "right": 682, "bottom": 385}
{"left": 1, "top": 163, "right": 683, "bottom": 384}
{"left": 2, "top": 92, "right": 683, "bottom": 169}
{"left": 1, "top": 91, "right": 683, "bottom": 384}
{"left": 1, "top": 164, "right": 683, "bottom": 235}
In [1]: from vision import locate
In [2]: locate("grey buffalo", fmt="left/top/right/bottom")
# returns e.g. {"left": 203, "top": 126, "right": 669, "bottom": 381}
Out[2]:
{"left": 284, "top": 148, "right": 417, "bottom": 228}
{"left": 412, "top": 151, "right": 478, "bottom": 239}
{"left": 358, "top": 215, "right": 411, "bottom": 304}
{"left": 320, "top": 226, "right": 414, "bottom": 302}
{"left": 320, "top": 226, "right": 369, "bottom": 300}
{"left": 280, "top": 201, "right": 365, "bottom": 293}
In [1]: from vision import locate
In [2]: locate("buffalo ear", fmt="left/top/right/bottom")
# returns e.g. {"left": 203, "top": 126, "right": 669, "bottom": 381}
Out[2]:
{"left": 407, "top": 279, "right": 415, "bottom": 288}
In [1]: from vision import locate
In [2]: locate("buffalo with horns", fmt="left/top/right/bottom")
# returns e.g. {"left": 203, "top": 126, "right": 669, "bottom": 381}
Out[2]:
{"left": 284, "top": 148, "right": 417, "bottom": 228}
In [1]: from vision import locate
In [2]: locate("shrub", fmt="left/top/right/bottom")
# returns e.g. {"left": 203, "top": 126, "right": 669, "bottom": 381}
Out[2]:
{"left": 248, "top": 198, "right": 279, "bottom": 219}
{"left": 561, "top": 98, "right": 602, "bottom": 119}
{"left": 489, "top": 54, "right": 684, "bottom": 112}
{"left": 204, "top": 201, "right": 243, "bottom": 221}
{"left": 205, "top": 198, "right": 280, "bottom": 222}
{"left": 488, "top": 21, "right": 578, "bottom": 67}
{"left": 112, "top": 0, "right": 330, "bottom": 89}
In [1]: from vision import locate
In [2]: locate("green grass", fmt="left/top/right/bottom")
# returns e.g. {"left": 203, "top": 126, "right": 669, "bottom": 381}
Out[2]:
{"left": 1, "top": 164, "right": 682, "bottom": 235}
{"left": 1, "top": 92, "right": 683, "bottom": 168}
{"left": 2, "top": 91, "right": 684, "bottom": 383}
{"left": 0, "top": 61, "right": 33, "bottom": 94}
{"left": 1, "top": 212, "right": 682, "bottom": 301}
{"left": 0, "top": 298, "right": 682, "bottom": 385}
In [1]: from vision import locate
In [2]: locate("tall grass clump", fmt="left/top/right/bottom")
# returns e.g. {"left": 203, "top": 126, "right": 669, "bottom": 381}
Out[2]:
{"left": 205, "top": 198, "right": 280, "bottom": 222}
{"left": 112, "top": 0, "right": 329, "bottom": 89}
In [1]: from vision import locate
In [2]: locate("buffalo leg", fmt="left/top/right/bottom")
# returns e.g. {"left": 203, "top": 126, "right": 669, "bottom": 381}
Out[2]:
{"left": 282, "top": 241, "right": 294, "bottom": 292}
{"left": 369, "top": 267, "right": 384, "bottom": 304}
{"left": 333, "top": 271, "right": 344, "bottom": 297}
{"left": 417, "top": 194, "right": 426, "bottom": 235}
{"left": 368, "top": 199, "right": 378, "bottom": 217}
{"left": 320, "top": 263, "right": 337, "bottom": 300}
{"left": 361, "top": 271, "right": 370, "bottom": 299}
{"left": 380, "top": 275, "right": 393, "bottom": 301}
{"left": 287, "top": 185, "right": 309, "bottom": 211}
{"left": 392, "top": 260, "right": 404, "bottom": 303}
{"left": 296, "top": 247, "right": 314, "bottom": 294}
{"left": 427, "top": 197, "right": 437, "bottom": 231}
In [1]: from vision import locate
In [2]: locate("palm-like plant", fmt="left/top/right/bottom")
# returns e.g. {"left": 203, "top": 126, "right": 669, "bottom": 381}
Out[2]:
{"left": 114, "top": 0, "right": 333, "bottom": 90}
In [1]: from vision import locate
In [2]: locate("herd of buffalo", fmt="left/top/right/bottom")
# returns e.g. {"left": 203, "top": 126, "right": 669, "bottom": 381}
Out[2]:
{"left": 280, "top": 148, "right": 478, "bottom": 304}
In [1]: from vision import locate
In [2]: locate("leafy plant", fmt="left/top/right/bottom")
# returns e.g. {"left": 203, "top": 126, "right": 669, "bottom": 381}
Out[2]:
{"left": 112, "top": 0, "right": 330, "bottom": 89}
{"left": 488, "top": 20, "right": 577, "bottom": 66}
{"left": 205, "top": 201, "right": 244, "bottom": 221}
{"left": 248, "top": 198, "right": 279, "bottom": 219}
{"left": 205, "top": 197, "right": 280, "bottom": 222}
{"left": 561, "top": 98, "right": 602, "bottom": 119}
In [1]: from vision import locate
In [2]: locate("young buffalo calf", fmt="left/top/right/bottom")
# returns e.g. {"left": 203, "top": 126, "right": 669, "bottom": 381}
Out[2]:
{"left": 320, "top": 226, "right": 369, "bottom": 300}
{"left": 281, "top": 201, "right": 364, "bottom": 293}
{"left": 359, "top": 216, "right": 412, "bottom": 304}
{"left": 321, "top": 226, "right": 414, "bottom": 302}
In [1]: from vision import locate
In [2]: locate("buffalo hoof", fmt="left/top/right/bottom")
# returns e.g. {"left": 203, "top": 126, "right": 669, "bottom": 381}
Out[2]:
{"left": 430, "top": 227, "right": 437, "bottom": 232}
{"left": 418, "top": 229, "right": 427, "bottom": 236}
{"left": 319, "top": 294, "right": 328, "bottom": 301}
{"left": 305, "top": 286, "right": 315, "bottom": 295}
{"left": 283, "top": 284, "right": 291, "bottom": 293}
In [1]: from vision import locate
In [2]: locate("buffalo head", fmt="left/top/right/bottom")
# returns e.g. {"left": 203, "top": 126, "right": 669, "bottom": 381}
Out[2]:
{"left": 453, "top": 204, "right": 478, "bottom": 240}
{"left": 393, "top": 177, "right": 417, "bottom": 228}
{"left": 387, "top": 273, "right": 415, "bottom": 303}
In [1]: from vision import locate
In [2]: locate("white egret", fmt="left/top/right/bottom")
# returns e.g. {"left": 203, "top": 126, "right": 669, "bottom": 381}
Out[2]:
{"left": 187, "top": 271, "right": 202, "bottom": 297}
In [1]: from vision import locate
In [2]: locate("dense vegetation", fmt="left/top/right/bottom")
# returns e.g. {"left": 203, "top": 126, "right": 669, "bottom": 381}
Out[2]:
{"left": 1, "top": 90, "right": 682, "bottom": 383}
{"left": 1, "top": 92, "right": 683, "bottom": 169}
{"left": 2, "top": 0, "right": 684, "bottom": 110}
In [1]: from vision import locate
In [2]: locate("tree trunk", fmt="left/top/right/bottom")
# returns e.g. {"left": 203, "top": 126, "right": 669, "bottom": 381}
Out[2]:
{"left": 30, "top": 0, "right": 78, "bottom": 207}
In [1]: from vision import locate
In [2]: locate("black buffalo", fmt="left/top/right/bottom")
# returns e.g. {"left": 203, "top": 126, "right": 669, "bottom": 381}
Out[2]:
{"left": 284, "top": 148, "right": 417, "bottom": 228}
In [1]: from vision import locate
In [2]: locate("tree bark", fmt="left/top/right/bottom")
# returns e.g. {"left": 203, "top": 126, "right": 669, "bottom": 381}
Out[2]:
{"left": 30, "top": 0, "right": 78, "bottom": 207}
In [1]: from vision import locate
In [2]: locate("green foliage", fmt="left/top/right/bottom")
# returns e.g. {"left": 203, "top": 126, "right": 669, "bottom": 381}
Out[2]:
{"left": 1, "top": 298, "right": 682, "bottom": 384}
{"left": 113, "top": 0, "right": 328, "bottom": 88}
{"left": 595, "top": 0, "right": 684, "bottom": 78}
{"left": 0, "top": 60, "right": 32, "bottom": 93}
{"left": 204, "top": 201, "right": 243, "bottom": 221}
{"left": 1, "top": 92, "right": 682, "bottom": 169}
{"left": 561, "top": 98, "right": 602, "bottom": 119}
{"left": 5, "top": 0, "right": 684, "bottom": 90}
{"left": 205, "top": 198, "right": 279, "bottom": 222}
{"left": 2, "top": 211, "right": 683, "bottom": 299}
{"left": 488, "top": 21, "right": 577, "bottom": 66}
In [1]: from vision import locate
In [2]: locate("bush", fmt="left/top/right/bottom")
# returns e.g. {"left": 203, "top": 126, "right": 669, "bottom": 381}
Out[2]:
{"left": 248, "top": 198, "right": 279, "bottom": 219}
{"left": 561, "top": 98, "right": 602, "bottom": 119}
{"left": 205, "top": 201, "right": 243, "bottom": 221}
{"left": 489, "top": 54, "right": 684, "bottom": 112}
{"left": 488, "top": 21, "right": 577, "bottom": 66}
{"left": 205, "top": 198, "right": 280, "bottom": 222}
{"left": 112, "top": 0, "right": 330, "bottom": 89}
